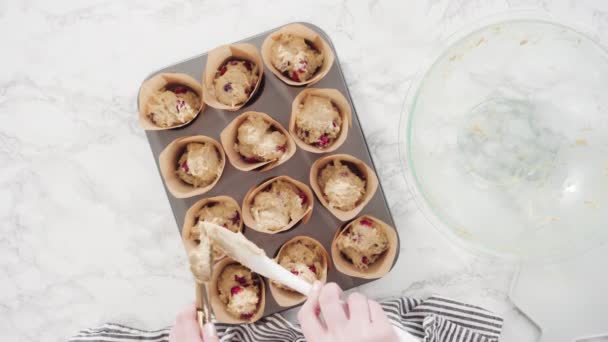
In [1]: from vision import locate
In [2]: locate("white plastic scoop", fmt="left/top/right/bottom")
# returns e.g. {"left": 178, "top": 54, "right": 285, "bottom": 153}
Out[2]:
{"left": 203, "top": 222, "right": 312, "bottom": 294}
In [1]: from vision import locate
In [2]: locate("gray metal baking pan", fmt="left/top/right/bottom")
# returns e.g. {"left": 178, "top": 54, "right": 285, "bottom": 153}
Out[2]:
{"left": 140, "top": 22, "right": 399, "bottom": 318}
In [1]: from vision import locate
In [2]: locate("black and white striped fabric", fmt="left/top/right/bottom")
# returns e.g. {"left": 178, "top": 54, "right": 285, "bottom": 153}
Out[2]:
{"left": 69, "top": 296, "right": 503, "bottom": 342}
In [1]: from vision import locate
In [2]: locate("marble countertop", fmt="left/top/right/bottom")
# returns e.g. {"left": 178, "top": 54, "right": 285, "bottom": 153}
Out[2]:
{"left": 2, "top": 0, "right": 607, "bottom": 341}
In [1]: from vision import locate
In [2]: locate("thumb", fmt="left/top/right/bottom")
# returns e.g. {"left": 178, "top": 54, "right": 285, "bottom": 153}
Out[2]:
{"left": 201, "top": 322, "right": 220, "bottom": 342}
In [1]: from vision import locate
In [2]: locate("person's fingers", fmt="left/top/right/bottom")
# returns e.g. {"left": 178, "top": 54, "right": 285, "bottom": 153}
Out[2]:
{"left": 168, "top": 325, "right": 179, "bottom": 342}
{"left": 201, "top": 322, "right": 220, "bottom": 342}
{"left": 346, "top": 292, "right": 370, "bottom": 324}
{"left": 170, "top": 304, "right": 204, "bottom": 342}
{"left": 176, "top": 303, "right": 197, "bottom": 322}
{"left": 367, "top": 299, "right": 391, "bottom": 325}
{"left": 298, "top": 281, "right": 326, "bottom": 338}
{"left": 318, "top": 282, "right": 348, "bottom": 330}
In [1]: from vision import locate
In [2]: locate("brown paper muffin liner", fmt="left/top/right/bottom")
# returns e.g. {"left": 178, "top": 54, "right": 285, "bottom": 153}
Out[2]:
{"left": 208, "top": 258, "right": 266, "bottom": 324}
{"left": 269, "top": 236, "right": 329, "bottom": 307}
{"left": 242, "top": 176, "right": 314, "bottom": 234}
{"left": 331, "top": 215, "right": 398, "bottom": 279}
{"left": 158, "top": 135, "right": 225, "bottom": 198}
{"left": 202, "top": 43, "right": 263, "bottom": 111}
{"left": 220, "top": 111, "right": 296, "bottom": 172}
{"left": 309, "top": 154, "right": 378, "bottom": 221}
{"left": 181, "top": 195, "right": 243, "bottom": 262}
{"left": 138, "top": 73, "right": 205, "bottom": 130}
{"left": 261, "top": 23, "right": 335, "bottom": 86}
{"left": 289, "top": 88, "right": 352, "bottom": 153}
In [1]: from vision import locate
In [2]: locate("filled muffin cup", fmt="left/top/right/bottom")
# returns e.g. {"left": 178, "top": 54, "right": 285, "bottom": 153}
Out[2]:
{"left": 202, "top": 43, "right": 263, "bottom": 111}
{"left": 182, "top": 196, "right": 243, "bottom": 263}
{"left": 220, "top": 111, "right": 296, "bottom": 172}
{"left": 261, "top": 23, "right": 335, "bottom": 86}
{"left": 331, "top": 215, "right": 398, "bottom": 279}
{"left": 289, "top": 88, "right": 352, "bottom": 153}
{"left": 310, "top": 154, "right": 378, "bottom": 221}
{"left": 242, "top": 175, "right": 314, "bottom": 234}
{"left": 159, "top": 135, "right": 226, "bottom": 198}
{"left": 269, "top": 236, "right": 329, "bottom": 307}
{"left": 209, "top": 258, "right": 266, "bottom": 324}
{"left": 138, "top": 73, "right": 205, "bottom": 130}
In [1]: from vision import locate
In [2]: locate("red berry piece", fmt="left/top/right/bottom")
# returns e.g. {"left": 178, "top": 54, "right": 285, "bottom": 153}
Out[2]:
{"left": 241, "top": 313, "right": 254, "bottom": 320}
{"left": 181, "top": 161, "right": 189, "bottom": 173}
{"left": 230, "top": 286, "right": 243, "bottom": 295}
{"left": 317, "top": 134, "right": 330, "bottom": 147}
{"left": 332, "top": 121, "right": 337, "bottom": 128}
{"left": 244, "top": 61, "right": 253, "bottom": 71}
{"left": 362, "top": 256, "right": 369, "bottom": 264}
{"left": 291, "top": 71, "right": 300, "bottom": 82}
{"left": 291, "top": 269, "right": 300, "bottom": 275}
{"left": 219, "top": 65, "right": 227, "bottom": 76}
{"left": 223, "top": 82, "right": 233, "bottom": 92}
{"left": 234, "top": 275, "right": 247, "bottom": 285}
{"left": 314, "top": 306, "right": 321, "bottom": 316}
{"left": 308, "top": 265, "right": 316, "bottom": 274}
{"left": 230, "top": 212, "right": 240, "bottom": 225}
{"left": 298, "top": 191, "right": 308, "bottom": 205}
{"left": 173, "top": 86, "right": 187, "bottom": 94}
{"left": 276, "top": 144, "right": 287, "bottom": 152}
{"left": 360, "top": 219, "right": 373, "bottom": 227}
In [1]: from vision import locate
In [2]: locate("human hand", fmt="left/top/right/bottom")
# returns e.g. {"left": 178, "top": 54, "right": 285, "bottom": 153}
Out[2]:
{"left": 169, "top": 303, "right": 219, "bottom": 342}
{"left": 297, "top": 282, "right": 398, "bottom": 342}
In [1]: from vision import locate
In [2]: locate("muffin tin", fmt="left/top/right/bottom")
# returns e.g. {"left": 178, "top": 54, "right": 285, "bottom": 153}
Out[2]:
{"left": 139, "top": 22, "right": 399, "bottom": 319}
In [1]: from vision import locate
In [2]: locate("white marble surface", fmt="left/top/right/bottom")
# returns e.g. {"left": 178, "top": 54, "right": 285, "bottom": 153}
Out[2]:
{"left": 2, "top": 1, "right": 608, "bottom": 341}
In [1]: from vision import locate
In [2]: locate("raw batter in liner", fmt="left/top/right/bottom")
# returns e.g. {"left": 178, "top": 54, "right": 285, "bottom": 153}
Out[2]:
{"left": 274, "top": 239, "right": 324, "bottom": 292}
{"left": 213, "top": 60, "right": 259, "bottom": 107}
{"left": 189, "top": 201, "right": 240, "bottom": 261}
{"left": 188, "top": 228, "right": 212, "bottom": 283}
{"left": 217, "top": 264, "right": 261, "bottom": 320}
{"left": 317, "top": 160, "right": 366, "bottom": 211}
{"left": 336, "top": 217, "right": 389, "bottom": 270}
{"left": 270, "top": 34, "right": 324, "bottom": 82}
{"left": 176, "top": 142, "right": 222, "bottom": 188}
{"left": 295, "top": 95, "right": 342, "bottom": 148}
{"left": 147, "top": 84, "right": 200, "bottom": 128}
{"left": 234, "top": 114, "right": 288, "bottom": 163}
{"left": 250, "top": 180, "right": 307, "bottom": 232}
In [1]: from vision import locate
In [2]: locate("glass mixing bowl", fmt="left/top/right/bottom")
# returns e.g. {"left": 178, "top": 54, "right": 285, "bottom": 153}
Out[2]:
{"left": 400, "top": 13, "right": 608, "bottom": 262}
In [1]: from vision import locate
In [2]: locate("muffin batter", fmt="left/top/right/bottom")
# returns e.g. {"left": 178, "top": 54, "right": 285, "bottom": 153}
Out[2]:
{"left": 250, "top": 180, "right": 307, "bottom": 232}
{"left": 295, "top": 95, "right": 342, "bottom": 148}
{"left": 217, "top": 264, "right": 261, "bottom": 320}
{"left": 176, "top": 142, "right": 222, "bottom": 187}
{"left": 336, "top": 217, "right": 389, "bottom": 270}
{"left": 318, "top": 161, "right": 366, "bottom": 211}
{"left": 274, "top": 239, "right": 324, "bottom": 292}
{"left": 235, "top": 114, "right": 288, "bottom": 163}
{"left": 188, "top": 228, "right": 212, "bottom": 282}
{"left": 270, "top": 34, "right": 324, "bottom": 82}
{"left": 147, "top": 85, "right": 200, "bottom": 128}
{"left": 190, "top": 201, "right": 241, "bottom": 261}
{"left": 213, "top": 60, "right": 259, "bottom": 107}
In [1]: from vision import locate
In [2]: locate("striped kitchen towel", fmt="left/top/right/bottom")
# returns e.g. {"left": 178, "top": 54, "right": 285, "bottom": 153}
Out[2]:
{"left": 69, "top": 295, "right": 503, "bottom": 342}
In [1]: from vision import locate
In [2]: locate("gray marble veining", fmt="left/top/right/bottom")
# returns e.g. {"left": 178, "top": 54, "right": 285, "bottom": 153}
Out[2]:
{"left": 1, "top": 1, "right": 606, "bottom": 341}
